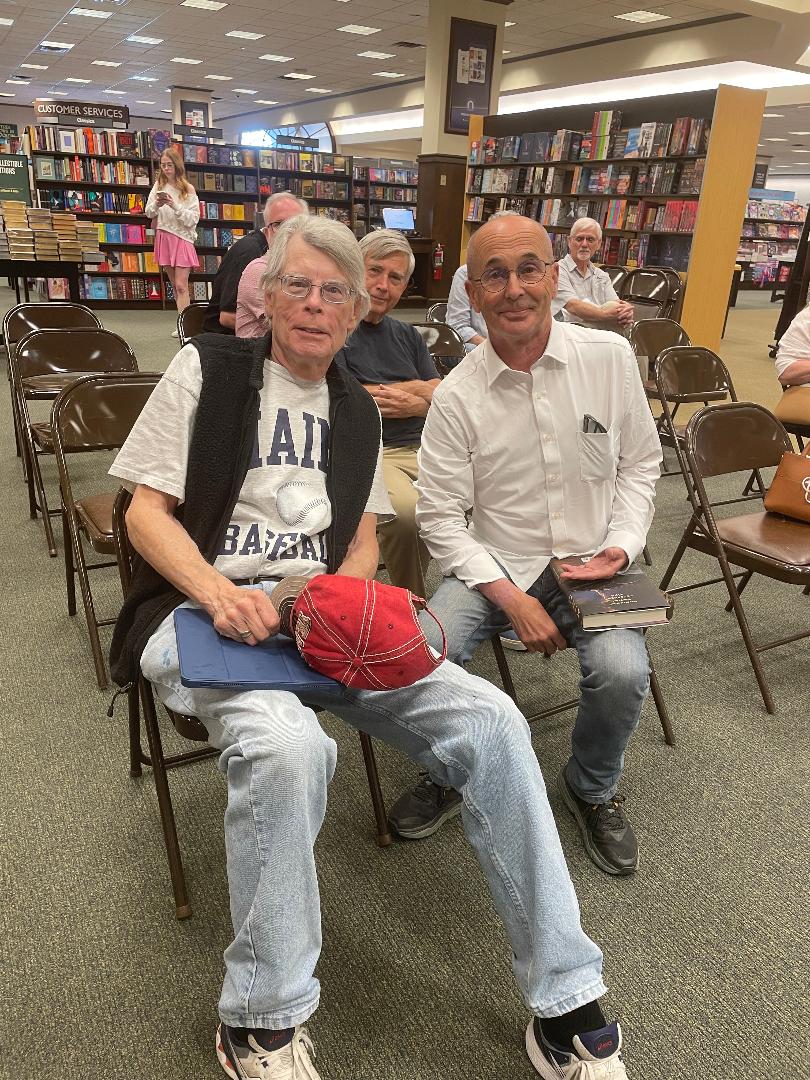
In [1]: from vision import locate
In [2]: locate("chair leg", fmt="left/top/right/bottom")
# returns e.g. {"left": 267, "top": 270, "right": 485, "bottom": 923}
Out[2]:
{"left": 647, "top": 652, "right": 674, "bottom": 745}
{"left": 70, "top": 520, "right": 108, "bottom": 689}
{"left": 62, "top": 504, "right": 77, "bottom": 617}
{"left": 358, "top": 732, "right": 392, "bottom": 847}
{"left": 725, "top": 569, "right": 754, "bottom": 612}
{"left": 491, "top": 634, "right": 519, "bottom": 705}
{"left": 139, "top": 679, "right": 192, "bottom": 918}
{"left": 658, "top": 516, "right": 696, "bottom": 591}
{"left": 128, "top": 684, "right": 143, "bottom": 778}
{"left": 25, "top": 435, "right": 57, "bottom": 556}
{"left": 714, "top": 554, "right": 776, "bottom": 714}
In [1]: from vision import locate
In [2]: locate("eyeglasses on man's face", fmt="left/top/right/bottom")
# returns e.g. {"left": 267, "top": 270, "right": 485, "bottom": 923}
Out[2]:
{"left": 278, "top": 274, "right": 355, "bottom": 304}
{"left": 472, "top": 260, "right": 549, "bottom": 293}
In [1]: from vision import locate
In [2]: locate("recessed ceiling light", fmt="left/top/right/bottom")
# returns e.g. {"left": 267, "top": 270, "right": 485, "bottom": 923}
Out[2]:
{"left": 337, "top": 24, "right": 381, "bottom": 35}
{"left": 233, "top": 88, "right": 257, "bottom": 94}
{"left": 614, "top": 10, "right": 671, "bottom": 23}
{"left": 69, "top": 7, "right": 112, "bottom": 17}
{"left": 41, "top": 40, "right": 75, "bottom": 50}
{"left": 763, "top": 113, "right": 784, "bottom": 118}
{"left": 789, "top": 130, "right": 810, "bottom": 135}
{"left": 182, "top": 0, "right": 227, "bottom": 8}
{"left": 92, "top": 60, "right": 121, "bottom": 67}
{"left": 764, "top": 137, "right": 787, "bottom": 141}
{"left": 358, "top": 51, "right": 394, "bottom": 59}
{"left": 21, "top": 63, "right": 49, "bottom": 70}
{"left": 226, "top": 30, "right": 264, "bottom": 39}
{"left": 505, "top": 21, "right": 515, "bottom": 27}
{"left": 65, "top": 77, "right": 92, "bottom": 83}
{"left": 372, "top": 71, "right": 406, "bottom": 78}
{"left": 0, "top": 17, "right": 14, "bottom": 26}
{"left": 255, "top": 99, "right": 278, "bottom": 105}
{"left": 205, "top": 74, "right": 233, "bottom": 80}
{"left": 136, "top": 100, "right": 156, "bottom": 104}
{"left": 131, "top": 75, "right": 157, "bottom": 81}
{"left": 105, "top": 89, "right": 126, "bottom": 94}
{"left": 282, "top": 72, "right": 316, "bottom": 79}
{"left": 127, "top": 35, "right": 162, "bottom": 45}
{"left": 171, "top": 57, "right": 203, "bottom": 64}
{"left": 0, "top": 92, "right": 15, "bottom": 98}
{"left": 259, "top": 53, "right": 294, "bottom": 62}
{"left": 306, "top": 87, "right": 331, "bottom": 93}
{"left": 162, "top": 108, "right": 172, "bottom": 113}
{"left": 502, "top": 50, "right": 510, "bottom": 55}
{"left": 6, "top": 78, "right": 29, "bottom": 85}
{"left": 50, "top": 90, "right": 69, "bottom": 96}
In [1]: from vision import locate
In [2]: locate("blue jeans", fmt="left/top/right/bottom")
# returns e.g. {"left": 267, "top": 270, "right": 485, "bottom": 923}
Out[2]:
{"left": 141, "top": 582, "right": 606, "bottom": 1031}
{"left": 421, "top": 567, "right": 650, "bottom": 803}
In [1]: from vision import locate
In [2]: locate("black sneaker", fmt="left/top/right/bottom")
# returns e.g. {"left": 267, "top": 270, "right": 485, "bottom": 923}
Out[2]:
{"left": 525, "top": 1018, "right": 628, "bottom": 1079}
{"left": 558, "top": 768, "right": 638, "bottom": 876}
{"left": 387, "top": 772, "right": 463, "bottom": 839}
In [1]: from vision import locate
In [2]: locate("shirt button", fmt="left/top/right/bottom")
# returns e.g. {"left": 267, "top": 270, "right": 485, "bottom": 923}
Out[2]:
{"left": 549, "top": 474, "right": 559, "bottom": 482}
{"left": 543, "top": 434, "right": 552, "bottom": 442}
{"left": 552, "top": 511, "right": 562, "bottom": 520}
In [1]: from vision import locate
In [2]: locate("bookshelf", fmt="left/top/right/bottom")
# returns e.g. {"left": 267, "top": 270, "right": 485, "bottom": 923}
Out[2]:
{"left": 352, "top": 163, "right": 419, "bottom": 237}
{"left": 24, "top": 126, "right": 355, "bottom": 307}
{"left": 462, "top": 86, "right": 766, "bottom": 351}
{"left": 737, "top": 197, "right": 807, "bottom": 290}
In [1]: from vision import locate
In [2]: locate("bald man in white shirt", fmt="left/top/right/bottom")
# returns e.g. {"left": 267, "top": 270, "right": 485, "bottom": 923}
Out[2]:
{"left": 388, "top": 215, "right": 662, "bottom": 882}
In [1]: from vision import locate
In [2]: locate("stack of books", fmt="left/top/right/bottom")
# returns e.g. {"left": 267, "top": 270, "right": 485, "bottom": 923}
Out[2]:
{"left": 28, "top": 208, "right": 57, "bottom": 259}
{"left": 77, "top": 221, "right": 102, "bottom": 262}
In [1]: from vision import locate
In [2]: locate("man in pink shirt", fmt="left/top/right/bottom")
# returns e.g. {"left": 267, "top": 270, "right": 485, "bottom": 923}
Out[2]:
{"left": 235, "top": 191, "right": 308, "bottom": 337}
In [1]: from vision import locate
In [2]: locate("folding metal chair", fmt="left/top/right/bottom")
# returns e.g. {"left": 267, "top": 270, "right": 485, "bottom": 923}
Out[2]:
{"left": 112, "top": 489, "right": 393, "bottom": 919}
{"left": 176, "top": 302, "right": 208, "bottom": 346}
{"left": 629, "top": 318, "right": 691, "bottom": 398}
{"left": 52, "top": 373, "right": 162, "bottom": 689}
{"left": 619, "top": 268, "right": 671, "bottom": 321}
{"left": 11, "top": 327, "right": 137, "bottom": 556}
{"left": 412, "top": 321, "right": 466, "bottom": 376}
{"left": 659, "top": 402, "right": 810, "bottom": 713}
{"left": 426, "top": 302, "right": 448, "bottom": 324}
{"left": 645, "top": 267, "right": 683, "bottom": 319}
{"left": 604, "top": 265, "right": 628, "bottom": 291}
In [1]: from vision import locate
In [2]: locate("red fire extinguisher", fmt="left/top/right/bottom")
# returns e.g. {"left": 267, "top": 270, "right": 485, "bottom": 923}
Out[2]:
{"left": 433, "top": 242, "right": 444, "bottom": 280}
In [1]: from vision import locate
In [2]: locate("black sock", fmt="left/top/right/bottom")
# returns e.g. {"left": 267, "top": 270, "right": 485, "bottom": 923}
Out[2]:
{"left": 227, "top": 1026, "right": 294, "bottom": 1052}
{"left": 539, "top": 1000, "right": 607, "bottom": 1052}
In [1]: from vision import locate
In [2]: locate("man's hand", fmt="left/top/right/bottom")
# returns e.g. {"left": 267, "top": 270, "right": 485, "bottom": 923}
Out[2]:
{"left": 500, "top": 592, "right": 567, "bottom": 657}
{"left": 366, "top": 384, "right": 427, "bottom": 418}
{"left": 615, "top": 299, "right": 635, "bottom": 328}
{"left": 557, "top": 547, "right": 629, "bottom": 583}
{"left": 208, "top": 581, "right": 280, "bottom": 645}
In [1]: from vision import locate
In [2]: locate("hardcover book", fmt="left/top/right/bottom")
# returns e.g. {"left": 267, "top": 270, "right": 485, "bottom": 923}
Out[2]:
{"left": 549, "top": 558, "right": 673, "bottom": 630}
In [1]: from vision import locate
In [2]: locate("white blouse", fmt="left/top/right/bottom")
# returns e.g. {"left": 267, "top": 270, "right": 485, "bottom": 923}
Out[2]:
{"left": 145, "top": 181, "right": 200, "bottom": 245}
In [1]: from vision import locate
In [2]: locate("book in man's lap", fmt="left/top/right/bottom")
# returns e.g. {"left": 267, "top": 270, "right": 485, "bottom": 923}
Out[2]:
{"left": 550, "top": 557, "right": 673, "bottom": 631}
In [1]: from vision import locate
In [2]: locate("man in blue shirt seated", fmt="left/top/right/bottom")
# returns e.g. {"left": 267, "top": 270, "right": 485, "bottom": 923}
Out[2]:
{"left": 335, "top": 229, "right": 440, "bottom": 600}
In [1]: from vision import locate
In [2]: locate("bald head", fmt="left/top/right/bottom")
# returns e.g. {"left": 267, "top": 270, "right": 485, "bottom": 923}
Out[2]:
{"left": 467, "top": 215, "right": 553, "bottom": 280}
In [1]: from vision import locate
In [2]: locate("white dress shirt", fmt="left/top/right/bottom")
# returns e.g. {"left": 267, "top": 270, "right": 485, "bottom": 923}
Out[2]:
{"left": 775, "top": 302, "right": 810, "bottom": 381}
{"left": 552, "top": 254, "right": 620, "bottom": 323}
{"left": 415, "top": 320, "right": 662, "bottom": 591}
{"left": 445, "top": 264, "right": 488, "bottom": 351}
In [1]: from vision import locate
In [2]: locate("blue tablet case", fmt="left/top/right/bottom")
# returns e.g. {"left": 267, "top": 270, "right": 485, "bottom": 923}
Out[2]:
{"left": 174, "top": 607, "right": 341, "bottom": 693}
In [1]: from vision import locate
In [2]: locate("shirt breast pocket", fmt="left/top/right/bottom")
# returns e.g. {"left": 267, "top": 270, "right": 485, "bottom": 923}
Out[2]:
{"left": 577, "top": 427, "right": 618, "bottom": 483}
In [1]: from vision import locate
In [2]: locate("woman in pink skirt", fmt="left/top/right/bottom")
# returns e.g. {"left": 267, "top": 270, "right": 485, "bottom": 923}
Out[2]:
{"left": 145, "top": 147, "right": 200, "bottom": 333}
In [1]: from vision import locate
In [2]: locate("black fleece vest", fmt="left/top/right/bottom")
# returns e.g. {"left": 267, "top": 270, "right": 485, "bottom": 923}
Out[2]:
{"left": 109, "top": 331, "right": 381, "bottom": 686}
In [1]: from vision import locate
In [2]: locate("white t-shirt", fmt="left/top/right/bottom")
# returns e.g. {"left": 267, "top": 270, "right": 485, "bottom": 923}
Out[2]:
{"left": 110, "top": 345, "right": 394, "bottom": 580}
{"left": 775, "top": 303, "right": 810, "bottom": 380}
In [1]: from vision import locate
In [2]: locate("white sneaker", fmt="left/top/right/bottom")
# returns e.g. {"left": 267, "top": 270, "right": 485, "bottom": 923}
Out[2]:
{"left": 499, "top": 628, "right": 528, "bottom": 652}
{"left": 526, "top": 1019, "right": 628, "bottom": 1078}
{"left": 171, "top": 328, "right": 179, "bottom": 338}
{"left": 217, "top": 1024, "right": 321, "bottom": 1079}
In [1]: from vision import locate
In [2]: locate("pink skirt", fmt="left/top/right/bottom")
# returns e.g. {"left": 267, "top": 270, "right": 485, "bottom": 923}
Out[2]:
{"left": 154, "top": 229, "right": 199, "bottom": 268}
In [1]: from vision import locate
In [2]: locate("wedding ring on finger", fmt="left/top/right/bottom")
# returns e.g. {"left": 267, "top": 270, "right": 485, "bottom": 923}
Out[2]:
{"left": 237, "top": 629, "right": 252, "bottom": 639}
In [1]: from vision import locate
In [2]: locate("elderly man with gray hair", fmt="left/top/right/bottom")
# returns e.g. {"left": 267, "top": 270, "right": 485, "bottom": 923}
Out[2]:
{"left": 335, "top": 228, "right": 440, "bottom": 600}
{"left": 553, "top": 217, "right": 634, "bottom": 330}
{"left": 204, "top": 189, "right": 309, "bottom": 334}
{"left": 108, "top": 213, "right": 627, "bottom": 1080}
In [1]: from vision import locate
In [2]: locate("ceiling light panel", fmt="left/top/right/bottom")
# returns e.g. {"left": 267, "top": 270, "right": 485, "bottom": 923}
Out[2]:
{"left": 170, "top": 57, "right": 203, "bottom": 64}
{"left": 41, "top": 41, "right": 75, "bottom": 50}
{"left": 105, "top": 89, "right": 126, "bottom": 94}
{"left": 0, "top": 92, "right": 15, "bottom": 98}
{"left": 306, "top": 87, "right": 331, "bottom": 93}
{"left": 91, "top": 60, "right": 120, "bottom": 67}
{"left": 225, "top": 30, "right": 264, "bottom": 40}
{"left": 614, "top": 10, "right": 672, "bottom": 23}
{"left": 65, "top": 77, "right": 92, "bottom": 83}
{"left": 256, "top": 99, "right": 278, "bottom": 105}
{"left": 131, "top": 75, "right": 157, "bottom": 81}
{"left": 358, "top": 51, "right": 394, "bottom": 59}
{"left": 282, "top": 72, "right": 315, "bottom": 79}
{"left": 182, "top": 0, "right": 228, "bottom": 8}
{"left": 20, "top": 63, "right": 48, "bottom": 70}
{"left": 233, "top": 88, "right": 256, "bottom": 94}
{"left": 206, "top": 74, "right": 233, "bottom": 80}
{"left": 259, "top": 54, "right": 294, "bottom": 62}
{"left": 136, "top": 100, "right": 156, "bottom": 104}
{"left": 0, "top": 17, "right": 13, "bottom": 26}
{"left": 69, "top": 7, "right": 112, "bottom": 17}
{"left": 337, "top": 25, "right": 381, "bottom": 35}
{"left": 126, "top": 35, "right": 162, "bottom": 45}
{"left": 372, "top": 71, "right": 406, "bottom": 78}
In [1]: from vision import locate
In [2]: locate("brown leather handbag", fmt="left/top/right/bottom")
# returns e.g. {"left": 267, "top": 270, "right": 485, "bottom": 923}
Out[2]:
{"left": 764, "top": 445, "right": 810, "bottom": 523}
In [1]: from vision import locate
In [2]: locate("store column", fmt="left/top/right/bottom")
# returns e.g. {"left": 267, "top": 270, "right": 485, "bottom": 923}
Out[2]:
{"left": 416, "top": 0, "right": 509, "bottom": 299}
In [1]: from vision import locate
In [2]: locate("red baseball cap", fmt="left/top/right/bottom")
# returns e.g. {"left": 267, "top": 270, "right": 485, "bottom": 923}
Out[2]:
{"left": 289, "top": 574, "right": 446, "bottom": 690}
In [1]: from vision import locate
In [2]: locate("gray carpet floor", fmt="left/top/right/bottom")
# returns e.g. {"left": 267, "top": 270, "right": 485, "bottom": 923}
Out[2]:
{"left": 1, "top": 289, "right": 808, "bottom": 1080}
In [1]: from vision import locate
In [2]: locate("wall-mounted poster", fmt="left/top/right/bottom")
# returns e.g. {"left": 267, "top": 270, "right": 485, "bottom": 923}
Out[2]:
{"left": 180, "top": 99, "right": 210, "bottom": 144}
{"left": 444, "top": 18, "right": 497, "bottom": 136}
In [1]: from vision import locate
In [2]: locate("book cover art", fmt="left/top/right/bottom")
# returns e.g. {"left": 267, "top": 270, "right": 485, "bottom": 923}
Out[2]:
{"left": 58, "top": 129, "right": 77, "bottom": 154}
{"left": 117, "top": 131, "right": 138, "bottom": 158}
{"left": 550, "top": 558, "right": 672, "bottom": 630}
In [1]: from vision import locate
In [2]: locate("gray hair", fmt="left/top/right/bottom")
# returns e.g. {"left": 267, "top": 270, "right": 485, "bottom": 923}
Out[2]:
{"left": 262, "top": 189, "right": 309, "bottom": 225}
{"left": 570, "top": 216, "right": 602, "bottom": 242}
{"left": 260, "top": 214, "right": 370, "bottom": 319}
{"left": 358, "top": 228, "right": 415, "bottom": 278}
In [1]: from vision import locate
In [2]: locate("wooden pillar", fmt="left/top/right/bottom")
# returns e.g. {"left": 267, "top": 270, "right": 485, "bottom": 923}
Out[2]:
{"left": 415, "top": 154, "right": 467, "bottom": 300}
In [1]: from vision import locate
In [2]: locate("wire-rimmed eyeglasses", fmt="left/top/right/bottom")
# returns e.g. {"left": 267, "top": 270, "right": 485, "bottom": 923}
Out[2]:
{"left": 471, "top": 261, "right": 549, "bottom": 293}
{"left": 278, "top": 274, "right": 355, "bottom": 304}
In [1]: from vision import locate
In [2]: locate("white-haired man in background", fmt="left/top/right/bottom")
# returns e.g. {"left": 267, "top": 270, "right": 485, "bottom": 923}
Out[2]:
{"left": 553, "top": 217, "right": 634, "bottom": 331}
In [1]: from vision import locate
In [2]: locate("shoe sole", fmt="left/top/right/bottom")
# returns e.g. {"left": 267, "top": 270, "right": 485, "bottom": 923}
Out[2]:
{"left": 389, "top": 798, "right": 462, "bottom": 840}
{"left": 499, "top": 638, "right": 528, "bottom": 651}
{"left": 216, "top": 1026, "right": 240, "bottom": 1080}
{"left": 558, "top": 771, "right": 638, "bottom": 877}
{"left": 524, "top": 1020, "right": 560, "bottom": 1079}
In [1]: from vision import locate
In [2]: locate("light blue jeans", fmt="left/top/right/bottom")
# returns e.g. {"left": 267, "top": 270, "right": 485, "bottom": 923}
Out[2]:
{"left": 420, "top": 567, "right": 651, "bottom": 803}
{"left": 141, "top": 582, "right": 607, "bottom": 1032}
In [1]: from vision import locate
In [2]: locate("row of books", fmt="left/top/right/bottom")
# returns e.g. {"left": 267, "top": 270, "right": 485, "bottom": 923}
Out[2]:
{"left": 287, "top": 179, "right": 350, "bottom": 201}
{"left": 469, "top": 114, "right": 709, "bottom": 165}
{"left": 469, "top": 158, "right": 704, "bottom": 198}
{"left": 467, "top": 191, "right": 698, "bottom": 234}
{"left": 353, "top": 167, "right": 418, "bottom": 185}
{"left": 257, "top": 149, "right": 348, "bottom": 174}
{"left": 26, "top": 125, "right": 170, "bottom": 158}
{"left": 196, "top": 226, "right": 249, "bottom": 247}
{"left": 98, "top": 250, "right": 159, "bottom": 273}
{"left": 744, "top": 199, "right": 806, "bottom": 222}
{"left": 96, "top": 222, "right": 150, "bottom": 244}
{"left": 544, "top": 229, "right": 653, "bottom": 269}
{"left": 180, "top": 144, "right": 258, "bottom": 168}
{"left": 741, "top": 222, "right": 802, "bottom": 240}
{"left": 185, "top": 168, "right": 259, "bottom": 194}
{"left": 738, "top": 240, "right": 797, "bottom": 259}
{"left": 80, "top": 274, "right": 161, "bottom": 301}
{"left": 33, "top": 155, "right": 151, "bottom": 186}
{"left": 368, "top": 185, "right": 417, "bottom": 203}
{"left": 41, "top": 188, "right": 146, "bottom": 214}
{"left": 198, "top": 199, "right": 256, "bottom": 221}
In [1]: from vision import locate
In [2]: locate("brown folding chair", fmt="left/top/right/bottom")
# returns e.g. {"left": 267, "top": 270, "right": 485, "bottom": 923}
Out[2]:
{"left": 112, "top": 488, "right": 392, "bottom": 919}
{"left": 412, "top": 321, "right": 466, "bottom": 377}
{"left": 176, "top": 302, "right": 208, "bottom": 346}
{"left": 490, "top": 632, "right": 674, "bottom": 744}
{"left": 604, "top": 265, "right": 628, "bottom": 291}
{"left": 11, "top": 327, "right": 137, "bottom": 556}
{"left": 619, "top": 268, "right": 671, "bottom": 321}
{"left": 3, "top": 301, "right": 102, "bottom": 461}
{"left": 52, "top": 373, "right": 162, "bottom": 689}
{"left": 426, "top": 302, "right": 448, "bottom": 324}
{"left": 659, "top": 402, "right": 810, "bottom": 713}
{"left": 629, "top": 318, "right": 691, "bottom": 399}
{"left": 644, "top": 267, "right": 683, "bottom": 319}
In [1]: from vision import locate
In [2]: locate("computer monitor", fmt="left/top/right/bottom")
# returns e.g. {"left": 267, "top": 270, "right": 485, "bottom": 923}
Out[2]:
{"left": 381, "top": 206, "right": 416, "bottom": 233}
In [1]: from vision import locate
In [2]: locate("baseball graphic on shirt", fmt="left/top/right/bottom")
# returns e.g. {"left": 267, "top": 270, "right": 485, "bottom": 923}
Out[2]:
{"left": 276, "top": 480, "right": 330, "bottom": 534}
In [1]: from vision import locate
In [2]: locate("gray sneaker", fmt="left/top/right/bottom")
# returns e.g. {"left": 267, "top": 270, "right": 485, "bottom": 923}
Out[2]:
{"left": 388, "top": 772, "right": 463, "bottom": 839}
{"left": 217, "top": 1024, "right": 320, "bottom": 1079}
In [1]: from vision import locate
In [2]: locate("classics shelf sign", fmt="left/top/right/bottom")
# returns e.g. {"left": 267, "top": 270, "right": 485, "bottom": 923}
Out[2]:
{"left": 33, "top": 100, "right": 130, "bottom": 128}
